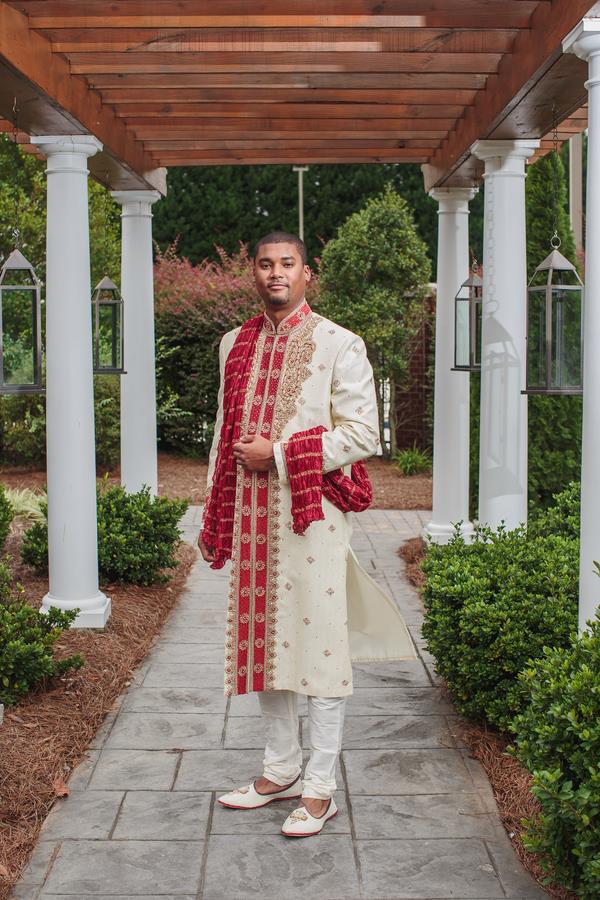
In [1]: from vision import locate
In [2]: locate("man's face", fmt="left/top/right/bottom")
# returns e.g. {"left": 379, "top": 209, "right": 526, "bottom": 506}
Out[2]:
{"left": 253, "top": 242, "right": 311, "bottom": 312}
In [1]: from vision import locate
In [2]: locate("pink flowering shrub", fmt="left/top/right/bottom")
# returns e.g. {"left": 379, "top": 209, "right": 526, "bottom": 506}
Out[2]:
{"left": 154, "top": 241, "right": 318, "bottom": 456}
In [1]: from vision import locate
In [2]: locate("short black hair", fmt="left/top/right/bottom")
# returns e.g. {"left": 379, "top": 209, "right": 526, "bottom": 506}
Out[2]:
{"left": 253, "top": 231, "right": 307, "bottom": 265}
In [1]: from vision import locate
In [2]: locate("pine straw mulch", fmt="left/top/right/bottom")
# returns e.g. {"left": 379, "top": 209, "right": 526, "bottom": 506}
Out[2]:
{"left": 398, "top": 537, "right": 575, "bottom": 900}
{"left": 0, "top": 451, "right": 432, "bottom": 511}
{"left": 0, "top": 523, "right": 197, "bottom": 900}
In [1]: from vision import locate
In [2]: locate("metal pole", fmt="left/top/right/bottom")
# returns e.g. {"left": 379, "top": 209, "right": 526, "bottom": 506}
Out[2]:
{"left": 292, "top": 165, "right": 308, "bottom": 241}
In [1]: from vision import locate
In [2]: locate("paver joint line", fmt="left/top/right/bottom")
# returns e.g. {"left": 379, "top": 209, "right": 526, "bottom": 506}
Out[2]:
{"left": 13, "top": 509, "right": 545, "bottom": 900}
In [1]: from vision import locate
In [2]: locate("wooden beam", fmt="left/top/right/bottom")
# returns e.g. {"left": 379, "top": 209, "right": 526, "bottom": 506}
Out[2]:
{"left": 67, "top": 51, "right": 503, "bottom": 75}
{"left": 43, "top": 27, "right": 519, "bottom": 55}
{"left": 18, "top": 1, "right": 539, "bottom": 30}
{"left": 143, "top": 138, "right": 440, "bottom": 150}
{"left": 113, "top": 102, "right": 464, "bottom": 119}
{"left": 427, "top": 0, "right": 594, "bottom": 186}
{"left": 128, "top": 117, "right": 455, "bottom": 133}
{"left": 100, "top": 87, "right": 479, "bottom": 106}
{"left": 0, "top": 1, "right": 162, "bottom": 191}
{"left": 87, "top": 72, "right": 489, "bottom": 90}
{"left": 159, "top": 153, "right": 430, "bottom": 166}
{"left": 137, "top": 128, "right": 447, "bottom": 141}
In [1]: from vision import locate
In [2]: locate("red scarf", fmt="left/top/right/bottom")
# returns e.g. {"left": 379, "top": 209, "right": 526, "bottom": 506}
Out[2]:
{"left": 283, "top": 426, "right": 373, "bottom": 535}
{"left": 201, "top": 314, "right": 263, "bottom": 568}
{"left": 202, "top": 323, "right": 373, "bottom": 567}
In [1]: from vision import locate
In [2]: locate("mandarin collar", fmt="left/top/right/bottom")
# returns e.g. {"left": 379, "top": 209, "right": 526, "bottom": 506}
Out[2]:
{"left": 262, "top": 300, "right": 312, "bottom": 335}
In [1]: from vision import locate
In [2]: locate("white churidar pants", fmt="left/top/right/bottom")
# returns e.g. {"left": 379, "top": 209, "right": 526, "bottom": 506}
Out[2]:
{"left": 258, "top": 690, "right": 346, "bottom": 800}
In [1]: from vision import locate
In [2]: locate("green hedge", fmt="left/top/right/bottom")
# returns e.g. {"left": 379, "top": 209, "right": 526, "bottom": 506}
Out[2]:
{"left": 0, "top": 597, "right": 84, "bottom": 707}
{"left": 421, "top": 485, "right": 580, "bottom": 731}
{"left": 0, "top": 483, "right": 13, "bottom": 550}
{"left": 22, "top": 485, "right": 188, "bottom": 586}
{"left": 511, "top": 615, "right": 600, "bottom": 898}
{"left": 0, "top": 375, "right": 120, "bottom": 471}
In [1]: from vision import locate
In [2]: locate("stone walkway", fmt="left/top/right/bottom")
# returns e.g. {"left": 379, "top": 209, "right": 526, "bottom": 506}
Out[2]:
{"left": 13, "top": 508, "right": 546, "bottom": 900}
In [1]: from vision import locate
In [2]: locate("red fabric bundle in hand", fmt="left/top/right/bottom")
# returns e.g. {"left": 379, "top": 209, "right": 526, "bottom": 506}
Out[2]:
{"left": 283, "top": 425, "right": 373, "bottom": 535}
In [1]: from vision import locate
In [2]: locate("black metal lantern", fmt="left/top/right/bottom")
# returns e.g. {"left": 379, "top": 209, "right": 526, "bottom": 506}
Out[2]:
{"left": 0, "top": 248, "right": 44, "bottom": 394}
{"left": 524, "top": 246, "right": 583, "bottom": 395}
{"left": 92, "top": 276, "right": 125, "bottom": 374}
{"left": 452, "top": 263, "right": 483, "bottom": 372}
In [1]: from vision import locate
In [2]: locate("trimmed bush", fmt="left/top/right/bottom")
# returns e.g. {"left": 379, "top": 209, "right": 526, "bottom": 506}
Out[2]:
{"left": 0, "top": 596, "right": 84, "bottom": 706}
{"left": 511, "top": 615, "right": 600, "bottom": 897}
{"left": 0, "top": 483, "right": 14, "bottom": 550}
{"left": 421, "top": 521, "right": 579, "bottom": 731}
{"left": 528, "top": 480, "right": 580, "bottom": 540}
{"left": 22, "top": 485, "right": 188, "bottom": 586}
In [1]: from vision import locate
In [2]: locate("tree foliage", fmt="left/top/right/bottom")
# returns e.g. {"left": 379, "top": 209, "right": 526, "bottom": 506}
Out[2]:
{"left": 153, "top": 163, "right": 442, "bottom": 274}
{"left": 317, "top": 186, "right": 432, "bottom": 454}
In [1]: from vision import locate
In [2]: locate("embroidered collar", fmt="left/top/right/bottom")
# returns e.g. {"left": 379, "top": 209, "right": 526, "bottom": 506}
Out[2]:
{"left": 262, "top": 300, "right": 312, "bottom": 335}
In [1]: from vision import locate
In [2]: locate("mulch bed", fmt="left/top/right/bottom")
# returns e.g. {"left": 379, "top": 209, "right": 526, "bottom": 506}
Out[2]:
{"left": 0, "top": 526, "right": 197, "bottom": 899}
{"left": 0, "top": 451, "right": 432, "bottom": 511}
{"left": 398, "top": 537, "right": 575, "bottom": 900}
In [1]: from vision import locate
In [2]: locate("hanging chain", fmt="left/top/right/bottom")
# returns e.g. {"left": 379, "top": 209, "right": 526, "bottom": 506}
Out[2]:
{"left": 11, "top": 97, "right": 22, "bottom": 248}
{"left": 550, "top": 104, "right": 561, "bottom": 250}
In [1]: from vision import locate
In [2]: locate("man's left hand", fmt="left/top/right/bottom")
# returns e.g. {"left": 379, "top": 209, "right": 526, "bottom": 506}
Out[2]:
{"left": 232, "top": 434, "right": 275, "bottom": 472}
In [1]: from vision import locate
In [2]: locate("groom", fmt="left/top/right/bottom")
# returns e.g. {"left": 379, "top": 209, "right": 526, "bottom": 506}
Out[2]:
{"left": 199, "top": 231, "right": 413, "bottom": 837}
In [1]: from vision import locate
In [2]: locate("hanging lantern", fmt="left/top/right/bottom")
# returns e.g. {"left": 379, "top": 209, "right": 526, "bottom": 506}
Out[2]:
{"left": 524, "top": 242, "right": 583, "bottom": 395}
{"left": 91, "top": 276, "right": 125, "bottom": 374}
{"left": 0, "top": 248, "right": 44, "bottom": 394}
{"left": 453, "top": 263, "right": 483, "bottom": 372}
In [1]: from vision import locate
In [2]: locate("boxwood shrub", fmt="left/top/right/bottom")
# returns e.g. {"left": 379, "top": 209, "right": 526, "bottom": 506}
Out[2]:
{"left": 0, "top": 483, "right": 13, "bottom": 550}
{"left": 421, "top": 509, "right": 579, "bottom": 731}
{"left": 0, "top": 591, "right": 84, "bottom": 706}
{"left": 21, "top": 485, "right": 188, "bottom": 586}
{"left": 511, "top": 613, "right": 600, "bottom": 898}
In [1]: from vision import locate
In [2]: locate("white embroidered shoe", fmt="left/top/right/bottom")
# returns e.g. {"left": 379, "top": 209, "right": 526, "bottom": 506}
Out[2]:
{"left": 281, "top": 798, "right": 338, "bottom": 837}
{"left": 218, "top": 776, "right": 302, "bottom": 810}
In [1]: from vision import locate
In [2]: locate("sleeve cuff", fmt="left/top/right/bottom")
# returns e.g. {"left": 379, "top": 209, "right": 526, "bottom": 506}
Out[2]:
{"left": 272, "top": 441, "right": 289, "bottom": 485}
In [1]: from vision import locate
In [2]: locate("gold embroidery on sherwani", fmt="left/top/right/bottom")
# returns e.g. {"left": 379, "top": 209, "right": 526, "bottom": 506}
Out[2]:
{"left": 271, "top": 314, "right": 320, "bottom": 443}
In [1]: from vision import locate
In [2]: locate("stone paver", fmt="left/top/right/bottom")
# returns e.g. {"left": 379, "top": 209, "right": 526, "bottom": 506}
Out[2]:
{"left": 12, "top": 507, "right": 547, "bottom": 899}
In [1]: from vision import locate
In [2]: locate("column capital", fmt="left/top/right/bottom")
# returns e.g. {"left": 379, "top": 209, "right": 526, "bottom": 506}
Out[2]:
{"left": 31, "top": 134, "right": 102, "bottom": 160}
{"left": 429, "top": 186, "right": 478, "bottom": 210}
{"left": 111, "top": 190, "right": 161, "bottom": 218}
{"left": 563, "top": 16, "right": 600, "bottom": 61}
{"left": 471, "top": 139, "right": 539, "bottom": 163}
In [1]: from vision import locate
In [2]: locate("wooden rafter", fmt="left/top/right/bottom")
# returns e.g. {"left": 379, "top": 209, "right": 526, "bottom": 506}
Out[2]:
{"left": 0, "top": 0, "right": 595, "bottom": 180}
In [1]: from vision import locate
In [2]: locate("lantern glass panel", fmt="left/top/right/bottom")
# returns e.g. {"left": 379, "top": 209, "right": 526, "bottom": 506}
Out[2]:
{"left": 98, "top": 301, "right": 122, "bottom": 370}
{"left": 551, "top": 287, "right": 582, "bottom": 390}
{"left": 1, "top": 286, "right": 37, "bottom": 387}
{"left": 527, "top": 287, "right": 546, "bottom": 390}
{"left": 455, "top": 292, "right": 470, "bottom": 369}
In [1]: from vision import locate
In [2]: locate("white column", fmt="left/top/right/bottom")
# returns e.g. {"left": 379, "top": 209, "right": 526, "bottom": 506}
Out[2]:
{"left": 111, "top": 191, "right": 161, "bottom": 496}
{"left": 424, "top": 187, "right": 477, "bottom": 544}
{"left": 569, "top": 132, "right": 584, "bottom": 258}
{"left": 31, "top": 135, "right": 110, "bottom": 628}
{"left": 564, "top": 18, "right": 600, "bottom": 632}
{"left": 471, "top": 140, "right": 539, "bottom": 530}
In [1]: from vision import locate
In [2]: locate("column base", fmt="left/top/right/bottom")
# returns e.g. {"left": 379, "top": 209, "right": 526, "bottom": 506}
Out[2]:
{"left": 41, "top": 591, "right": 112, "bottom": 628}
{"left": 422, "top": 520, "right": 475, "bottom": 545}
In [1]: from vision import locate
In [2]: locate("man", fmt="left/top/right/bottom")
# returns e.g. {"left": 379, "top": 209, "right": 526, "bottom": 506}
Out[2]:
{"left": 199, "top": 231, "right": 414, "bottom": 837}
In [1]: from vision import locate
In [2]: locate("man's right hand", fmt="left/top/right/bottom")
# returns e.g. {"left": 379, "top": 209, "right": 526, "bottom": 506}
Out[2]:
{"left": 198, "top": 535, "right": 216, "bottom": 563}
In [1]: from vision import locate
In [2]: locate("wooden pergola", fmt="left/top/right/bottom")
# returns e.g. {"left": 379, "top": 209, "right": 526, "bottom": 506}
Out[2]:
{"left": 0, "top": 1, "right": 592, "bottom": 190}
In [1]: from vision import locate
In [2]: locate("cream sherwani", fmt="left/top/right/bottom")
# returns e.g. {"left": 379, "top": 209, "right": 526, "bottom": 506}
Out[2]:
{"left": 206, "top": 301, "right": 415, "bottom": 698}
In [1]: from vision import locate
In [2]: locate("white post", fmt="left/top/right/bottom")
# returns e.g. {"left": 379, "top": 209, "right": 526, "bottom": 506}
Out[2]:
{"left": 111, "top": 191, "right": 161, "bottom": 496}
{"left": 424, "top": 187, "right": 477, "bottom": 544}
{"left": 569, "top": 132, "right": 584, "bottom": 258}
{"left": 471, "top": 140, "right": 539, "bottom": 530}
{"left": 31, "top": 135, "right": 110, "bottom": 628}
{"left": 564, "top": 17, "right": 600, "bottom": 632}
